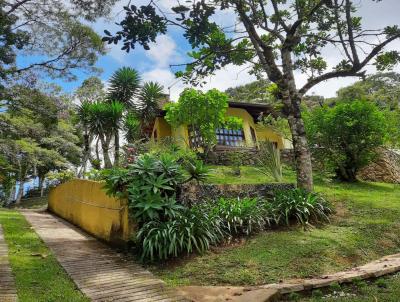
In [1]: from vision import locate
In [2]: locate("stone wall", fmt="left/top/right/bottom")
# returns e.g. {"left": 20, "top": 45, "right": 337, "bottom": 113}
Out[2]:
{"left": 358, "top": 148, "right": 400, "bottom": 183}
{"left": 178, "top": 183, "right": 295, "bottom": 205}
{"left": 204, "top": 149, "right": 259, "bottom": 165}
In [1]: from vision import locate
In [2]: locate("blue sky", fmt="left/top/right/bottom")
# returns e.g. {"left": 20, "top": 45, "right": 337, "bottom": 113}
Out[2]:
{"left": 29, "top": 0, "right": 400, "bottom": 101}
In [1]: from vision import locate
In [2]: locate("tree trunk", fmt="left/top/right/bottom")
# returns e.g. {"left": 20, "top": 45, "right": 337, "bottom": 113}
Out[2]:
{"left": 114, "top": 131, "right": 120, "bottom": 166}
{"left": 16, "top": 180, "right": 24, "bottom": 204}
{"left": 336, "top": 165, "right": 358, "bottom": 182}
{"left": 100, "top": 135, "right": 113, "bottom": 169}
{"left": 287, "top": 114, "right": 314, "bottom": 191}
{"left": 8, "top": 184, "right": 16, "bottom": 204}
{"left": 38, "top": 175, "right": 45, "bottom": 197}
{"left": 280, "top": 48, "right": 314, "bottom": 191}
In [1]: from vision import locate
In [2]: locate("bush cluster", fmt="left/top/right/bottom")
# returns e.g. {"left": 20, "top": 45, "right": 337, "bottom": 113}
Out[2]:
{"left": 104, "top": 152, "right": 332, "bottom": 262}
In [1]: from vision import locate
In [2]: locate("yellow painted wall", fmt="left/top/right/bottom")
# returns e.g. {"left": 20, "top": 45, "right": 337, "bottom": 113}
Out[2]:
{"left": 151, "top": 107, "right": 285, "bottom": 149}
{"left": 151, "top": 117, "right": 172, "bottom": 140}
{"left": 48, "top": 179, "right": 134, "bottom": 246}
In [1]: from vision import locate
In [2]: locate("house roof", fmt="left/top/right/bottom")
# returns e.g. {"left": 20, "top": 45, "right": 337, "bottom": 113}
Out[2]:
{"left": 227, "top": 101, "right": 274, "bottom": 121}
{"left": 156, "top": 101, "right": 274, "bottom": 122}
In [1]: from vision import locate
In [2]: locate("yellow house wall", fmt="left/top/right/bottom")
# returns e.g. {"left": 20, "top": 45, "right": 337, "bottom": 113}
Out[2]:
{"left": 255, "top": 126, "right": 285, "bottom": 149}
{"left": 48, "top": 179, "right": 134, "bottom": 246}
{"left": 151, "top": 107, "right": 285, "bottom": 149}
{"left": 151, "top": 117, "right": 172, "bottom": 140}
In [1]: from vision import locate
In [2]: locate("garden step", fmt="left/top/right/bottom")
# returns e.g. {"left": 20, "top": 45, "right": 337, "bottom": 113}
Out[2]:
{"left": 177, "top": 286, "right": 280, "bottom": 302}
{"left": 22, "top": 210, "right": 188, "bottom": 302}
{"left": 0, "top": 225, "right": 18, "bottom": 302}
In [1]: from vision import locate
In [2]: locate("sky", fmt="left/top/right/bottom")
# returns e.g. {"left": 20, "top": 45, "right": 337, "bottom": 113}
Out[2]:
{"left": 57, "top": 0, "right": 400, "bottom": 101}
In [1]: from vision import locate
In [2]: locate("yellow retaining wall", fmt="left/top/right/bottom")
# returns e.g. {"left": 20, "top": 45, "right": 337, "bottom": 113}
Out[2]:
{"left": 48, "top": 179, "right": 134, "bottom": 246}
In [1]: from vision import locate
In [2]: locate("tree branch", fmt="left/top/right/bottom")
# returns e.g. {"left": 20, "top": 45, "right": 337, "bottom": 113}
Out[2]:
{"left": 299, "top": 33, "right": 400, "bottom": 95}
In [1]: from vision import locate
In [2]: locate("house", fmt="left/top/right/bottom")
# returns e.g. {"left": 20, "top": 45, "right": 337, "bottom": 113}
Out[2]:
{"left": 151, "top": 101, "right": 290, "bottom": 150}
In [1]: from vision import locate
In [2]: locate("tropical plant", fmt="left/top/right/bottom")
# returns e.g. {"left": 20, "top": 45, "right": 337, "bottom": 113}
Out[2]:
{"left": 211, "top": 197, "right": 268, "bottom": 236}
{"left": 304, "top": 100, "right": 389, "bottom": 181}
{"left": 165, "top": 88, "right": 243, "bottom": 152}
{"left": 256, "top": 141, "right": 283, "bottom": 182}
{"left": 267, "top": 189, "right": 332, "bottom": 227}
{"left": 107, "top": 67, "right": 141, "bottom": 106}
{"left": 137, "top": 206, "right": 223, "bottom": 261}
{"left": 136, "top": 81, "right": 164, "bottom": 127}
{"left": 106, "top": 0, "right": 400, "bottom": 191}
{"left": 85, "top": 101, "right": 125, "bottom": 168}
{"left": 182, "top": 159, "right": 210, "bottom": 184}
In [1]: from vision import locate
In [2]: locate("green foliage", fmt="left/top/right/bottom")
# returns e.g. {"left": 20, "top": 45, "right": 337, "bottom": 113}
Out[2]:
{"left": 0, "top": 85, "right": 81, "bottom": 202}
{"left": 104, "top": 153, "right": 185, "bottom": 224}
{"left": 210, "top": 197, "right": 268, "bottom": 236}
{"left": 1, "top": 0, "right": 110, "bottom": 82}
{"left": 107, "top": 67, "right": 141, "bottom": 106}
{"left": 268, "top": 189, "right": 332, "bottom": 227}
{"left": 183, "top": 159, "right": 211, "bottom": 184}
{"left": 165, "top": 88, "right": 242, "bottom": 150}
{"left": 227, "top": 151, "right": 243, "bottom": 176}
{"left": 336, "top": 73, "right": 400, "bottom": 110}
{"left": 46, "top": 170, "right": 75, "bottom": 185}
{"left": 304, "top": 100, "right": 389, "bottom": 181}
{"left": 137, "top": 206, "right": 222, "bottom": 261}
{"left": 225, "top": 79, "right": 275, "bottom": 104}
{"left": 261, "top": 114, "right": 291, "bottom": 140}
{"left": 256, "top": 141, "right": 283, "bottom": 182}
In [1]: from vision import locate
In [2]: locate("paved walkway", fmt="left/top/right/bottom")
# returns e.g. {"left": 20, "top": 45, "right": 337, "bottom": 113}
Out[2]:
{"left": 22, "top": 211, "right": 188, "bottom": 302}
{"left": 0, "top": 225, "right": 18, "bottom": 302}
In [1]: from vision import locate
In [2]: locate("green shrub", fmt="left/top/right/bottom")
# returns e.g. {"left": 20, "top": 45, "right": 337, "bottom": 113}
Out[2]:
{"left": 104, "top": 153, "right": 185, "bottom": 224}
{"left": 210, "top": 197, "right": 268, "bottom": 236}
{"left": 137, "top": 206, "right": 223, "bottom": 261}
{"left": 227, "top": 151, "right": 243, "bottom": 176}
{"left": 183, "top": 159, "right": 211, "bottom": 184}
{"left": 304, "top": 100, "right": 389, "bottom": 181}
{"left": 267, "top": 188, "right": 332, "bottom": 226}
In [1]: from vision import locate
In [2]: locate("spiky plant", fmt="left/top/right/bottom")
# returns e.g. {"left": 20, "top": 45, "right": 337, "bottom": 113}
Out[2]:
{"left": 107, "top": 67, "right": 141, "bottom": 107}
{"left": 138, "top": 81, "right": 164, "bottom": 121}
{"left": 257, "top": 141, "right": 282, "bottom": 182}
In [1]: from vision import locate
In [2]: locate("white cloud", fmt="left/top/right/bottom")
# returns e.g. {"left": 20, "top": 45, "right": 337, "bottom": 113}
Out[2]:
{"left": 146, "top": 35, "right": 178, "bottom": 67}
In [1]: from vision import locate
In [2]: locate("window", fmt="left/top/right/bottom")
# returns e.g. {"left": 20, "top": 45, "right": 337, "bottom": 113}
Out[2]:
{"left": 188, "top": 126, "right": 204, "bottom": 148}
{"left": 216, "top": 128, "right": 245, "bottom": 147}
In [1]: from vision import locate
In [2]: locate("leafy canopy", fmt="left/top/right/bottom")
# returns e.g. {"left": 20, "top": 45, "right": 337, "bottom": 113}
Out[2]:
{"left": 305, "top": 100, "right": 389, "bottom": 181}
{"left": 165, "top": 88, "right": 242, "bottom": 149}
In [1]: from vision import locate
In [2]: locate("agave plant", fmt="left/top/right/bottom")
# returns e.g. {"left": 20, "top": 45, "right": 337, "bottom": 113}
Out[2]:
{"left": 257, "top": 141, "right": 282, "bottom": 182}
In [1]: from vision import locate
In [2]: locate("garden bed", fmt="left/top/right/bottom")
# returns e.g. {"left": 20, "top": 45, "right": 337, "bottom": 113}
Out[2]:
{"left": 149, "top": 169, "right": 400, "bottom": 290}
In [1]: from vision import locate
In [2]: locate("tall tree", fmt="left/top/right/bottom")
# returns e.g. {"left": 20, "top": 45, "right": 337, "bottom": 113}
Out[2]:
{"left": 0, "top": 0, "right": 116, "bottom": 86}
{"left": 107, "top": 67, "right": 141, "bottom": 165}
{"left": 85, "top": 101, "right": 125, "bottom": 168}
{"left": 75, "top": 77, "right": 105, "bottom": 175}
{"left": 336, "top": 72, "right": 400, "bottom": 110}
{"left": 104, "top": 0, "right": 400, "bottom": 190}
{"left": 0, "top": 86, "right": 81, "bottom": 203}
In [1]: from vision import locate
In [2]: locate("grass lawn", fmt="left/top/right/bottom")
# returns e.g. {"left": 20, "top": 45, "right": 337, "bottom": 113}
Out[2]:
{"left": 0, "top": 209, "right": 88, "bottom": 302}
{"left": 150, "top": 166, "right": 400, "bottom": 293}
{"left": 284, "top": 273, "right": 400, "bottom": 301}
{"left": 12, "top": 196, "right": 49, "bottom": 210}
{"left": 207, "top": 165, "right": 296, "bottom": 184}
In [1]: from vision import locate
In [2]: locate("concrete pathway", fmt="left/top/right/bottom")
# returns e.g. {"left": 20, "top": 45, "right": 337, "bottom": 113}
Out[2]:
{"left": 22, "top": 211, "right": 188, "bottom": 302}
{"left": 0, "top": 225, "right": 18, "bottom": 302}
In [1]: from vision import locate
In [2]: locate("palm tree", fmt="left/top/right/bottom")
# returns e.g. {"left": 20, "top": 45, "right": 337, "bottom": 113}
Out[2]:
{"left": 107, "top": 67, "right": 141, "bottom": 106}
{"left": 136, "top": 82, "right": 164, "bottom": 128}
{"left": 86, "top": 101, "right": 125, "bottom": 168}
{"left": 107, "top": 67, "right": 141, "bottom": 166}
